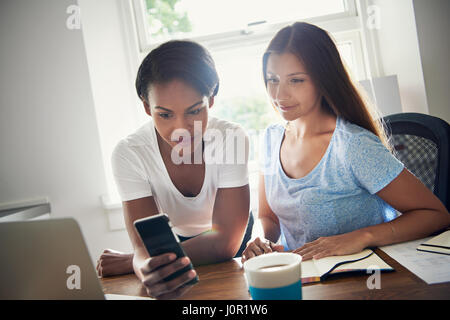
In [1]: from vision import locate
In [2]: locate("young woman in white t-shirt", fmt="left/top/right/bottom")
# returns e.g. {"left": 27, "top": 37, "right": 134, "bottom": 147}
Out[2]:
{"left": 97, "top": 40, "right": 251, "bottom": 299}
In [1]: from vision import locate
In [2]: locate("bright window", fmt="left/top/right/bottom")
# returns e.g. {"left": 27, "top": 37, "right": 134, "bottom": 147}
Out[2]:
{"left": 141, "top": 0, "right": 347, "bottom": 44}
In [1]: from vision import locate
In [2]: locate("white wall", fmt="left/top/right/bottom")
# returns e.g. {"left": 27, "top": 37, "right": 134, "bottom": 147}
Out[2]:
{"left": 368, "top": 0, "right": 429, "bottom": 115}
{"left": 0, "top": 0, "right": 133, "bottom": 263}
{"left": 77, "top": 0, "right": 144, "bottom": 202}
{"left": 413, "top": 0, "right": 450, "bottom": 123}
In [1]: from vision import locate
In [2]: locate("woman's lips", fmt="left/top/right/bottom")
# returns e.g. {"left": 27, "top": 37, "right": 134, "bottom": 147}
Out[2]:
{"left": 177, "top": 137, "right": 193, "bottom": 146}
{"left": 279, "top": 104, "right": 298, "bottom": 111}
{"left": 175, "top": 135, "right": 198, "bottom": 147}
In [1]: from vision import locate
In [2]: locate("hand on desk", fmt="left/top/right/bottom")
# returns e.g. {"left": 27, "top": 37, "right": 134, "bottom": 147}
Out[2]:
{"left": 240, "top": 232, "right": 367, "bottom": 263}
{"left": 96, "top": 249, "right": 134, "bottom": 277}
{"left": 138, "top": 253, "right": 197, "bottom": 299}
{"left": 241, "top": 237, "right": 284, "bottom": 263}
{"left": 293, "top": 232, "right": 367, "bottom": 261}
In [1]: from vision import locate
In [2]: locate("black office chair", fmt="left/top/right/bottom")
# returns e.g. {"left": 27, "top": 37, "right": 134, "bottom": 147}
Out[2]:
{"left": 383, "top": 112, "right": 450, "bottom": 211}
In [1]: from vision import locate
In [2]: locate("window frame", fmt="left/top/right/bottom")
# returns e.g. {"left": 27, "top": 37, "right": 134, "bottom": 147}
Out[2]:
{"left": 129, "top": 0, "right": 368, "bottom": 173}
{"left": 333, "top": 30, "right": 368, "bottom": 80}
{"left": 132, "top": 0, "right": 360, "bottom": 52}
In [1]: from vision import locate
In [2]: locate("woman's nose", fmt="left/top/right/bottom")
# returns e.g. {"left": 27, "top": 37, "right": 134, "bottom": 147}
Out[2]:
{"left": 276, "top": 82, "right": 291, "bottom": 101}
{"left": 172, "top": 116, "right": 195, "bottom": 137}
{"left": 270, "top": 82, "right": 290, "bottom": 106}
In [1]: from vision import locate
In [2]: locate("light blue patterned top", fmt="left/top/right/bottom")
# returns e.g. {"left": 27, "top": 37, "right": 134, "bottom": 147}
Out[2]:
{"left": 260, "top": 117, "right": 404, "bottom": 251}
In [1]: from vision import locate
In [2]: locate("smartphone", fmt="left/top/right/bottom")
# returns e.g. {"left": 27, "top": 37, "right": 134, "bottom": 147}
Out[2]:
{"left": 134, "top": 213, "right": 198, "bottom": 286}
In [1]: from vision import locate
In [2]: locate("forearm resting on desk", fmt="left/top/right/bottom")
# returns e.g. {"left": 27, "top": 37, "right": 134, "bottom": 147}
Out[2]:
{"left": 362, "top": 168, "right": 450, "bottom": 248}
{"left": 126, "top": 227, "right": 243, "bottom": 275}
{"left": 361, "top": 209, "right": 450, "bottom": 248}
{"left": 181, "top": 231, "right": 241, "bottom": 266}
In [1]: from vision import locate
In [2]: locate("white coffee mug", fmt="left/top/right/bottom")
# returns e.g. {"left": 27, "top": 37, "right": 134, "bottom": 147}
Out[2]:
{"left": 243, "top": 252, "right": 302, "bottom": 300}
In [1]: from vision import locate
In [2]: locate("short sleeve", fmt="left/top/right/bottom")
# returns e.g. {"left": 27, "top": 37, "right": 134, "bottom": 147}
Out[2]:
{"left": 111, "top": 141, "right": 153, "bottom": 201}
{"left": 216, "top": 126, "right": 249, "bottom": 188}
{"left": 348, "top": 132, "right": 404, "bottom": 194}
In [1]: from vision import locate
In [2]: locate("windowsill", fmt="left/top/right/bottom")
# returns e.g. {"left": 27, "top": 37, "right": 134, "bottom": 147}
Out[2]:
{"left": 101, "top": 194, "right": 123, "bottom": 210}
{"left": 101, "top": 195, "right": 126, "bottom": 231}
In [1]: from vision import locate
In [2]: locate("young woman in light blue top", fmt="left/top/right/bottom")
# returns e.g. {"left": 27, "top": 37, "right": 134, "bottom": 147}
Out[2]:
{"left": 242, "top": 22, "right": 450, "bottom": 262}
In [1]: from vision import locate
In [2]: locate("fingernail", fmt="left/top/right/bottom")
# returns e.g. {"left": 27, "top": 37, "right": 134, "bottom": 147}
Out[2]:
{"left": 168, "top": 253, "right": 177, "bottom": 261}
{"left": 181, "top": 257, "right": 190, "bottom": 265}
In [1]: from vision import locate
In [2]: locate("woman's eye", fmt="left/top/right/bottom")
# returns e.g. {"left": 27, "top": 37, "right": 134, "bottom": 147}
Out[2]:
{"left": 267, "top": 78, "right": 279, "bottom": 83}
{"left": 158, "top": 113, "right": 172, "bottom": 119}
{"left": 290, "top": 78, "right": 305, "bottom": 83}
{"left": 188, "top": 108, "right": 202, "bottom": 115}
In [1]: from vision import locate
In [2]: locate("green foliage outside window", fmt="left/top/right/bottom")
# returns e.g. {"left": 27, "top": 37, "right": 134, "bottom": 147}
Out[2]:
{"left": 146, "top": 0, "right": 192, "bottom": 37}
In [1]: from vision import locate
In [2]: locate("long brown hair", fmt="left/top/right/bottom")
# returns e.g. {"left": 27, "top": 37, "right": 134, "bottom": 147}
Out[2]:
{"left": 263, "top": 22, "right": 390, "bottom": 149}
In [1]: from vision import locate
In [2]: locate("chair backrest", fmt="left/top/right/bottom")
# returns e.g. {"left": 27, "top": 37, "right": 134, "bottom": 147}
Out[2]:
{"left": 383, "top": 113, "right": 450, "bottom": 211}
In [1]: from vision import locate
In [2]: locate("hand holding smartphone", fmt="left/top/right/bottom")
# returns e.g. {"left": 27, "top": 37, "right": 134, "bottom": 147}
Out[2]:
{"left": 134, "top": 214, "right": 199, "bottom": 287}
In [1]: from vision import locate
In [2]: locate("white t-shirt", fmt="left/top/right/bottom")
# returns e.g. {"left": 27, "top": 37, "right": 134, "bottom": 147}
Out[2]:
{"left": 111, "top": 117, "right": 249, "bottom": 236}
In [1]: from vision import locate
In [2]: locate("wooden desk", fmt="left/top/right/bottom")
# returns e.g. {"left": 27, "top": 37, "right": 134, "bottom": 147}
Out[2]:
{"left": 100, "top": 249, "right": 450, "bottom": 300}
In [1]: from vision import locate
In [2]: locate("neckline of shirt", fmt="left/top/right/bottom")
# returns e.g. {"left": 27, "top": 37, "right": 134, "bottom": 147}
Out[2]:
{"left": 276, "top": 116, "right": 340, "bottom": 182}
{"left": 149, "top": 121, "right": 209, "bottom": 201}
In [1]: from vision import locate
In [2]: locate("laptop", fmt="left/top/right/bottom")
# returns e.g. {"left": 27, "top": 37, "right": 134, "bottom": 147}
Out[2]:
{"left": 0, "top": 218, "right": 151, "bottom": 300}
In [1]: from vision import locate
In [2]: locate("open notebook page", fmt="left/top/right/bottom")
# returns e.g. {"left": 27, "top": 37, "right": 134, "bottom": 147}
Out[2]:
{"left": 417, "top": 230, "right": 450, "bottom": 255}
{"left": 300, "top": 249, "right": 393, "bottom": 283}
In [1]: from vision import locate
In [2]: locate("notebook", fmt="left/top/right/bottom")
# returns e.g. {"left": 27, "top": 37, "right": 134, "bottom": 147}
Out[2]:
{"left": 300, "top": 249, "right": 394, "bottom": 284}
{"left": 416, "top": 230, "right": 450, "bottom": 256}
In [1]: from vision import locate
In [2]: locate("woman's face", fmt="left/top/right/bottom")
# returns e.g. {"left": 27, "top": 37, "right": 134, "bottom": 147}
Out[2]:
{"left": 266, "top": 52, "right": 322, "bottom": 121}
{"left": 144, "top": 79, "right": 213, "bottom": 155}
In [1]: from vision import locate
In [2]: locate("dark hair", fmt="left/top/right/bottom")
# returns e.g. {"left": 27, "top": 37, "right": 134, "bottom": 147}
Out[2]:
{"left": 263, "top": 22, "right": 390, "bottom": 149}
{"left": 135, "top": 40, "right": 219, "bottom": 102}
